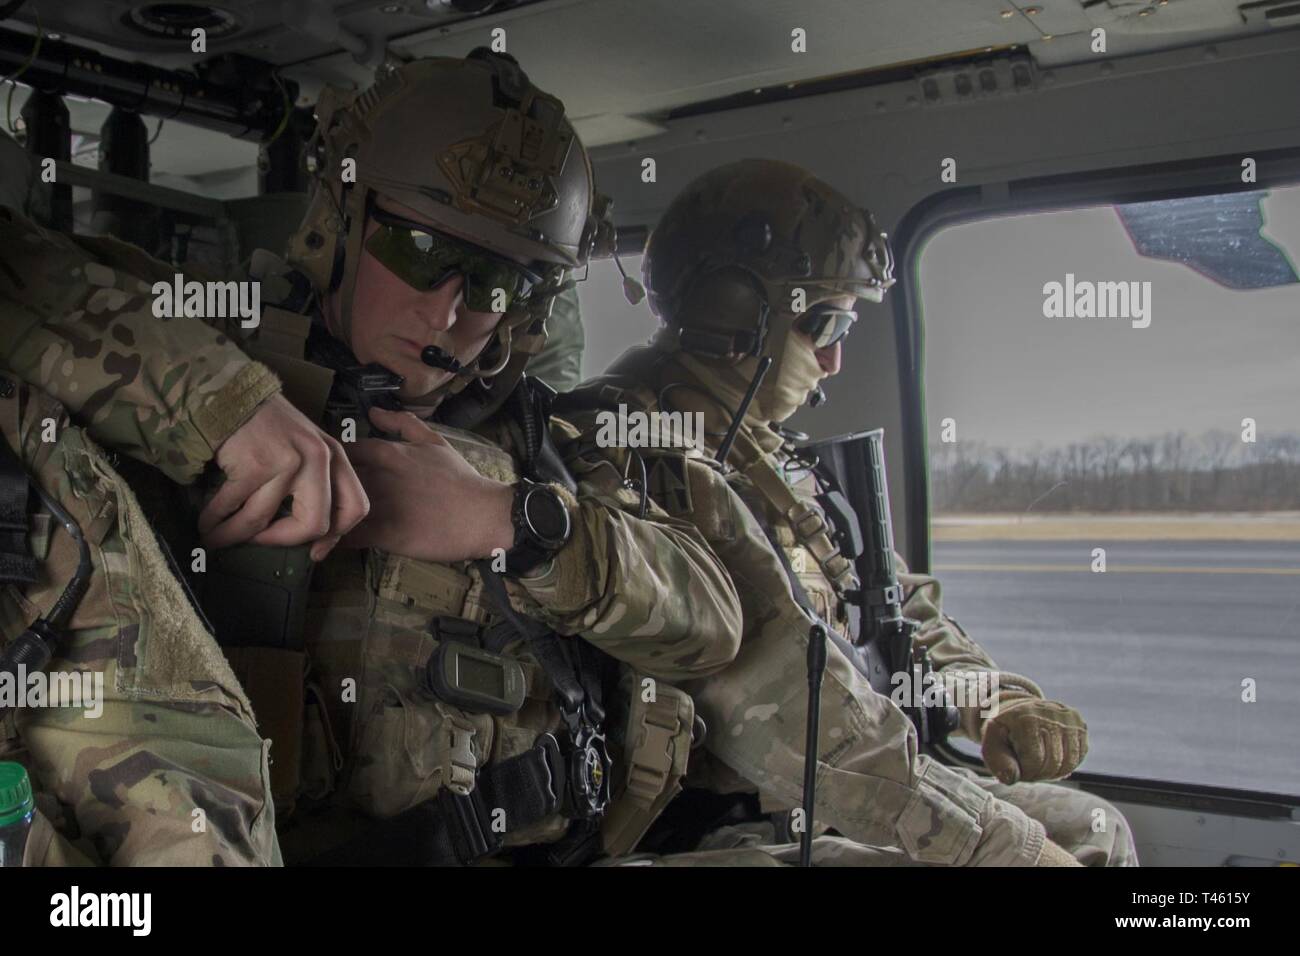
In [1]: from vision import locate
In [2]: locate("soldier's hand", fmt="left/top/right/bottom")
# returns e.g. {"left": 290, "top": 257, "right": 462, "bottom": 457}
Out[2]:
{"left": 199, "top": 394, "right": 370, "bottom": 562}
{"left": 339, "top": 407, "right": 515, "bottom": 562}
{"left": 980, "top": 697, "right": 1088, "bottom": 784}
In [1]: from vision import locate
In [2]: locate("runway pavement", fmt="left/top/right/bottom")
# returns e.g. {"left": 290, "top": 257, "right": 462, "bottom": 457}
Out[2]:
{"left": 930, "top": 538, "right": 1300, "bottom": 797}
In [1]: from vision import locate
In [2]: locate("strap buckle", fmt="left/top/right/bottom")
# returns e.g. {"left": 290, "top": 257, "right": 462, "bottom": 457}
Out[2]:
{"left": 560, "top": 705, "right": 611, "bottom": 819}
{"left": 435, "top": 784, "right": 502, "bottom": 864}
{"left": 429, "top": 615, "right": 482, "bottom": 645}
{"left": 624, "top": 699, "right": 680, "bottom": 806}
{"left": 434, "top": 704, "right": 478, "bottom": 796}
{"left": 789, "top": 503, "right": 826, "bottom": 541}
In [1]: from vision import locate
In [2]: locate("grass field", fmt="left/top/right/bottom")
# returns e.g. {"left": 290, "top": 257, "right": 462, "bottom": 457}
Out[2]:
{"left": 932, "top": 512, "right": 1300, "bottom": 541}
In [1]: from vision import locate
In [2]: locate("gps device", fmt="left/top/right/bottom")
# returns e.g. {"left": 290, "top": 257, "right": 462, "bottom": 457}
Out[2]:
{"left": 425, "top": 641, "right": 527, "bottom": 716}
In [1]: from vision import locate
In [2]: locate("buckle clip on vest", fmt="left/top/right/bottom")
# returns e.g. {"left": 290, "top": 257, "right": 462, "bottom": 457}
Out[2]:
{"left": 332, "top": 363, "right": 405, "bottom": 440}
{"left": 475, "top": 561, "right": 611, "bottom": 821}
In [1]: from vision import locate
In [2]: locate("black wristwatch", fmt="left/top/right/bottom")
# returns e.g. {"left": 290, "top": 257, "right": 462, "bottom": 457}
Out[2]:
{"left": 503, "top": 479, "right": 572, "bottom": 576}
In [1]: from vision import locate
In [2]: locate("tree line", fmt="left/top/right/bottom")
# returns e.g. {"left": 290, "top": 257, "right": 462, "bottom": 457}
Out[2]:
{"left": 929, "top": 430, "right": 1300, "bottom": 512}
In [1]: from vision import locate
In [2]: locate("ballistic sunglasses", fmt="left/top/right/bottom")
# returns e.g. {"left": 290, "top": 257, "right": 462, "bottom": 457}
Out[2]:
{"left": 794, "top": 302, "right": 858, "bottom": 348}
{"left": 365, "top": 204, "right": 542, "bottom": 313}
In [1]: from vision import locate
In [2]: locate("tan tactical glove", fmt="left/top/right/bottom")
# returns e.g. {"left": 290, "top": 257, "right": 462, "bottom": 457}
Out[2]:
{"left": 981, "top": 697, "right": 1089, "bottom": 784}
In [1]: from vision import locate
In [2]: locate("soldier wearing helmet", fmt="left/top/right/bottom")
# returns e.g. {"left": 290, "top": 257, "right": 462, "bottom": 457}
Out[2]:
{"left": 0, "top": 52, "right": 743, "bottom": 865}
{"left": 559, "top": 159, "right": 1137, "bottom": 866}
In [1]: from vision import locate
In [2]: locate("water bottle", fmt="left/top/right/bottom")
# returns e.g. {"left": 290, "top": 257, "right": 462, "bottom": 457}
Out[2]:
{"left": 0, "top": 761, "right": 35, "bottom": 866}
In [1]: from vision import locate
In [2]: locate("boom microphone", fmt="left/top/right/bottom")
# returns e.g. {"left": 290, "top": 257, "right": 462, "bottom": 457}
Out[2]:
{"left": 421, "top": 345, "right": 463, "bottom": 372}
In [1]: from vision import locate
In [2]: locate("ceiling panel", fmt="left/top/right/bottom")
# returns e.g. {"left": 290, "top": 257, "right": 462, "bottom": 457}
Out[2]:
{"left": 353, "top": 0, "right": 1046, "bottom": 120}
{"left": 3, "top": 0, "right": 1290, "bottom": 174}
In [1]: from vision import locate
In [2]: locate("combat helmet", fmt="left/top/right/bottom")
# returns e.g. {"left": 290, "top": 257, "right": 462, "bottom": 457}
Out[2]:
{"left": 643, "top": 159, "right": 894, "bottom": 421}
{"left": 287, "top": 49, "right": 613, "bottom": 411}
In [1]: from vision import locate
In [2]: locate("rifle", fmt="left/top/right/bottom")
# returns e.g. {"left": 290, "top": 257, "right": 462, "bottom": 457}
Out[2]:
{"left": 802, "top": 429, "right": 959, "bottom": 747}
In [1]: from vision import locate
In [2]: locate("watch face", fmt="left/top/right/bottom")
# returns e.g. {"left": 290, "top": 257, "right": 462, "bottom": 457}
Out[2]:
{"left": 524, "top": 486, "right": 570, "bottom": 545}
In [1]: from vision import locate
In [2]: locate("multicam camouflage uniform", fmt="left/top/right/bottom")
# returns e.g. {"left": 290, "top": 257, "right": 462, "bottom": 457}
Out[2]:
{"left": 0, "top": 208, "right": 281, "bottom": 866}
{"left": 564, "top": 341, "right": 1136, "bottom": 867}
{"left": 0, "top": 54, "right": 745, "bottom": 864}
{"left": 562, "top": 159, "right": 1137, "bottom": 866}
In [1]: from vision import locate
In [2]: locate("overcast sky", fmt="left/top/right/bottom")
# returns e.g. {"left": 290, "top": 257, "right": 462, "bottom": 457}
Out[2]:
{"left": 917, "top": 186, "right": 1300, "bottom": 453}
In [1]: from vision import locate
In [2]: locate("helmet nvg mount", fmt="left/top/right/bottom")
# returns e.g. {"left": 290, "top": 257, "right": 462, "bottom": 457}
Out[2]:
{"left": 643, "top": 158, "right": 895, "bottom": 364}
{"left": 287, "top": 49, "right": 615, "bottom": 405}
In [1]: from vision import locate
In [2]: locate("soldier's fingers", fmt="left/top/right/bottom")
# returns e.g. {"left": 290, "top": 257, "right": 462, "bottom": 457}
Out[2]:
{"left": 198, "top": 473, "right": 265, "bottom": 537}
{"left": 348, "top": 460, "right": 398, "bottom": 505}
{"left": 250, "top": 509, "right": 329, "bottom": 548}
{"left": 253, "top": 440, "right": 335, "bottom": 547}
{"left": 1012, "top": 720, "right": 1050, "bottom": 779}
{"left": 1060, "top": 727, "right": 1085, "bottom": 777}
{"left": 250, "top": 470, "right": 349, "bottom": 549}
{"left": 1037, "top": 720, "right": 1074, "bottom": 780}
{"left": 368, "top": 406, "right": 447, "bottom": 446}
{"left": 202, "top": 473, "right": 294, "bottom": 549}
{"left": 325, "top": 440, "right": 370, "bottom": 540}
{"left": 308, "top": 448, "right": 370, "bottom": 563}
{"left": 310, "top": 533, "right": 341, "bottom": 563}
{"left": 981, "top": 723, "right": 1021, "bottom": 785}
{"left": 344, "top": 437, "right": 403, "bottom": 469}
{"left": 1027, "top": 725, "right": 1057, "bottom": 780}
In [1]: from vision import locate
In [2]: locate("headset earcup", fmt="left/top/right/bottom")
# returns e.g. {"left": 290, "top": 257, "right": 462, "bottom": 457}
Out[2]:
{"left": 673, "top": 266, "right": 769, "bottom": 359}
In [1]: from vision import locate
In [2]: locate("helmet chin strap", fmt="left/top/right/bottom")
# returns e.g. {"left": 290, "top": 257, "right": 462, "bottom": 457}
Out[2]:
{"left": 328, "top": 186, "right": 370, "bottom": 343}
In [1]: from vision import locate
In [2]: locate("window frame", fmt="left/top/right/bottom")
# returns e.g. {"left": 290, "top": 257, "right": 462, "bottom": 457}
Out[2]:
{"left": 888, "top": 147, "right": 1300, "bottom": 814}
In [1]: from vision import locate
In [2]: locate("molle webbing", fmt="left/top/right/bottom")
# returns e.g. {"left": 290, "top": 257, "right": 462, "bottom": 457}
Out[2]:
{"left": 600, "top": 674, "right": 694, "bottom": 858}
{"left": 729, "top": 430, "right": 856, "bottom": 593}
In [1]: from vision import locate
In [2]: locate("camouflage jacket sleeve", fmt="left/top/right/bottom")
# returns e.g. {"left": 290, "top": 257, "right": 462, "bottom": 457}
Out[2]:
{"left": 899, "top": 557, "right": 1044, "bottom": 739}
{"left": 3, "top": 385, "right": 280, "bottom": 865}
{"left": 0, "top": 208, "right": 280, "bottom": 485}
{"left": 508, "top": 420, "right": 743, "bottom": 682}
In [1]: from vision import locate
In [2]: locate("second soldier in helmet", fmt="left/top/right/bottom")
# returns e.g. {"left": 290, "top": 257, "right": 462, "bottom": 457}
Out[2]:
{"left": 560, "top": 159, "right": 1138, "bottom": 866}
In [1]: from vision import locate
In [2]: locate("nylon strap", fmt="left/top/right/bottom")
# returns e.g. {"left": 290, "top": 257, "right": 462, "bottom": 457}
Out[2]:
{"left": 729, "top": 429, "right": 857, "bottom": 593}
{"left": 475, "top": 561, "right": 588, "bottom": 717}
{"left": 759, "top": 518, "right": 892, "bottom": 697}
{"left": 308, "top": 733, "right": 564, "bottom": 866}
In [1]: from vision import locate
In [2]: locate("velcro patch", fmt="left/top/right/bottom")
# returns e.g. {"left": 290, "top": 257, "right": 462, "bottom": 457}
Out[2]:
{"left": 646, "top": 453, "right": 692, "bottom": 516}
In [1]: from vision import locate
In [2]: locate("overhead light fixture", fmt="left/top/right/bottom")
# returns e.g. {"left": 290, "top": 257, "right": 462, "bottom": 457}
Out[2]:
{"left": 121, "top": 3, "right": 243, "bottom": 41}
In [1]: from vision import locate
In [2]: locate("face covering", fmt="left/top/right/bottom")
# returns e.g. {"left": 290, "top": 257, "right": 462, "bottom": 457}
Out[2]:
{"left": 751, "top": 328, "right": 826, "bottom": 424}
{"left": 667, "top": 322, "right": 828, "bottom": 433}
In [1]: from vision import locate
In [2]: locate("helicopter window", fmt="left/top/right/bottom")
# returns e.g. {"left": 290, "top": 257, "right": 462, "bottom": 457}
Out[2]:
{"left": 575, "top": 251, "right": 655, "bottom": 378}
{"left": 919, "top": 184, "right": 1300, "bottom": 797}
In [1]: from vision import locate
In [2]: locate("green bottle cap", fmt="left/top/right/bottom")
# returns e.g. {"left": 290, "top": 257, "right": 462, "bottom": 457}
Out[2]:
{"left": 0, "top": 762, "right": 35, "bottom": 827}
